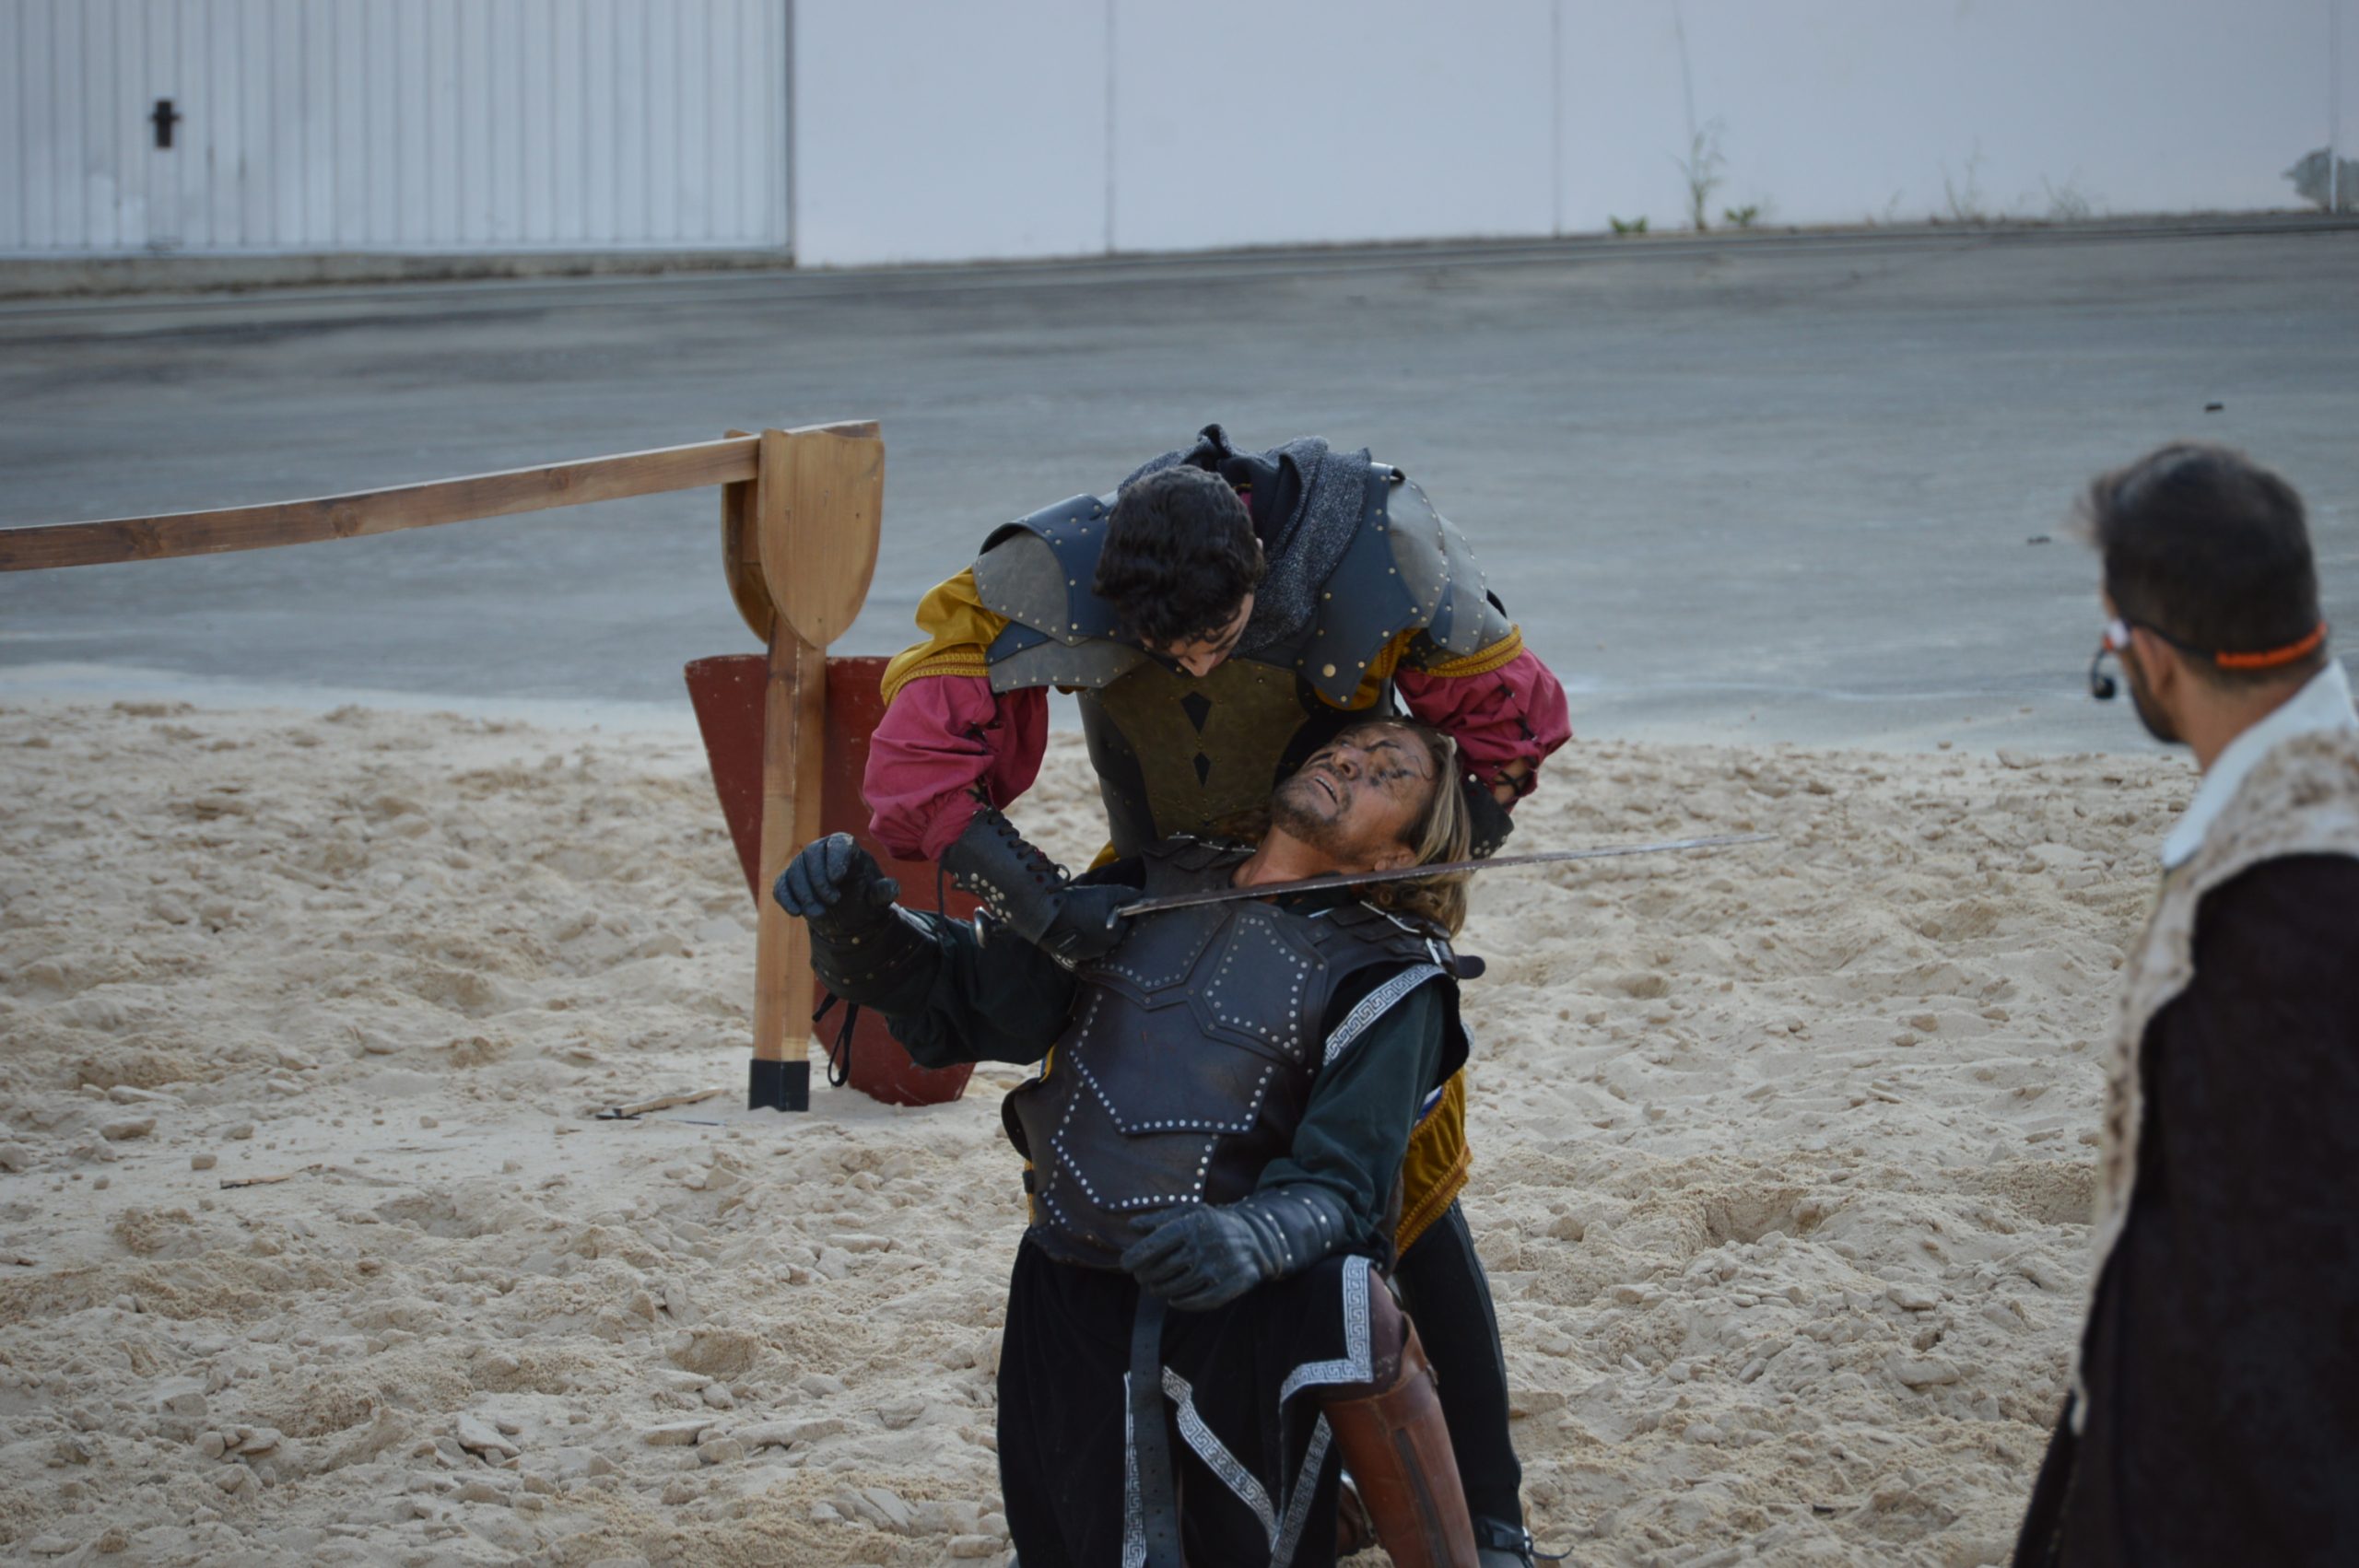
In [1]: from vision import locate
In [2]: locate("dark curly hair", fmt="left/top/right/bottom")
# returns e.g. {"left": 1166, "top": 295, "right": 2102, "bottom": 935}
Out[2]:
{"left": 2077, "top": 442, "right": 2324, "bottom": 686}
{"left": 1093, "top": 466, "right": 1266, "bottom": 648}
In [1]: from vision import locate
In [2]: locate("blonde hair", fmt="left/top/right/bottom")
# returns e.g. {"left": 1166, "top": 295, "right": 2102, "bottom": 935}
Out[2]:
{"left": 1361, "top": 721, "right": 1473, "bottom": 936}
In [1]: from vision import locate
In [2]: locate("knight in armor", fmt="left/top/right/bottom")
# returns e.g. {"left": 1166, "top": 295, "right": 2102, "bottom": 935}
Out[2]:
{"left": 779, "top": 720, "right": 1489, "bottom": 1568}
{"left": 863, "top": 426, "right": 1568, "bottom": 1563}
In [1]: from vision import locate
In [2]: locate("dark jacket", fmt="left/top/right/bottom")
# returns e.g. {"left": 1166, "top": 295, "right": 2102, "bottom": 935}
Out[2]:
{"left": 2016, "top": 855, "right": 2359, "bottom": 1566}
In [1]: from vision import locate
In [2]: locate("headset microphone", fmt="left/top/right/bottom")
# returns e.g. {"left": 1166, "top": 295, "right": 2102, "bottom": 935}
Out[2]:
{"left": 2087, "top": 643, "right": 2118, "bottom": 701}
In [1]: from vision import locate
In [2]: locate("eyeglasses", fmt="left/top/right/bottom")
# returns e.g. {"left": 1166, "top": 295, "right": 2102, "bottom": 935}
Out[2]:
{"left": 2088, "top": 614, "right": 2328, "bottom": 701}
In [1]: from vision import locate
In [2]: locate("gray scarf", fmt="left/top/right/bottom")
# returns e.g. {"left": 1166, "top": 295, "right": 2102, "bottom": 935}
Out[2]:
{"left": 1121, "top": 425, "right": 1373, "bottom": 657}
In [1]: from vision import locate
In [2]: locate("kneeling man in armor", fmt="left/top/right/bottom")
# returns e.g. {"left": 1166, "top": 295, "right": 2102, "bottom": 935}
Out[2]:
{"left": 777, "top": 719, "right": 1486, "bottom": 1568}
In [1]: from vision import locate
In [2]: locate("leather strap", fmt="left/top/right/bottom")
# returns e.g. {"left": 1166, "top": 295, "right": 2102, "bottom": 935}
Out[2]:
{"left": 1128, "top": 1293, "right": 1183, "bottom": 1568}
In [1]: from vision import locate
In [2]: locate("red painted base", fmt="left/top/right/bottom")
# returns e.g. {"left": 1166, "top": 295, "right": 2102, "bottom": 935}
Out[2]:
{"left": 684, "top": 653, "right": 978, "bottom": 1108}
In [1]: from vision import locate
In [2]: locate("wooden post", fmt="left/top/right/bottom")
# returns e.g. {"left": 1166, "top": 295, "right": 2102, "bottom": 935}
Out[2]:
{"left": 746, "top": 427, "right": 885, "bottom": 1107}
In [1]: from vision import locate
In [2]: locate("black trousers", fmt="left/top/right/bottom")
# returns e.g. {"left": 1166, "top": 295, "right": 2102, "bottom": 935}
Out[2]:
{"left": 1392, "top": 1199, "right": 1523, "bottom": 1527}
{"left": 998, "top": 1238, "right": 1366, "bottom": 1568}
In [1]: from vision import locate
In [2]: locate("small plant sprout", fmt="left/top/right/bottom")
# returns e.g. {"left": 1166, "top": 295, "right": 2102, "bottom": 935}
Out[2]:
{"left": 1674, "top": 119, "right": 1729, "bottom": 231}
{"left": 1722, "top": 204, "right": 1761, "bottom": 229}
{"left": 1609, "top": 216, "right": 1650, "bottom": 236}
{"left": 1941, "top": 144, "right": 1990, "bottom": 225}
{"left": 2040, "top": 177, "right": 2095, "bottom": 223}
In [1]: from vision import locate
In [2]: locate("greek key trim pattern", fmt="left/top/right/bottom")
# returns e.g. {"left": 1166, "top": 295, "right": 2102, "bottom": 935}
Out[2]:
{"left": 1276, "top": 1254, "right": 1373, "bottom": 1404}
{"left": 1161, "top": 1366, "right": 1280, "bottom": 1545}
{"left": 1121, "top": 1371, "right": 1148, "bottom": 1568}
{"left": 1320, "top": 965, "right": 1445, "bottom": 1068}
{"left": 1269, "top": 1414, "right": 1335, "bottom": 1568}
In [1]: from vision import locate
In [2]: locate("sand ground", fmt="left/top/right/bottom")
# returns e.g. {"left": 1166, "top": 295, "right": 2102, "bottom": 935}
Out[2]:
{"left": 0, "top": 701, "right": 2189, "bottom": 1566}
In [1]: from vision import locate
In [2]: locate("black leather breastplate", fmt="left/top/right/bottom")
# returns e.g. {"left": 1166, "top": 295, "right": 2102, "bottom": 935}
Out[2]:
{"left": 1003, "top": 838, "right": 1452, "bottom": 1270}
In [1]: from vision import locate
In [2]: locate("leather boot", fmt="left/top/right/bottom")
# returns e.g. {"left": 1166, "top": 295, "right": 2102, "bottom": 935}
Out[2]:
{"left": 1473, "top": 1515, "right": 1544, "bottom": 1566}
{"left": 1334, "top": 1474, "right": 1379, "bottom": 1557}
{"left": 1320, "top": 1319, "right": 1478, "bottom": 1568}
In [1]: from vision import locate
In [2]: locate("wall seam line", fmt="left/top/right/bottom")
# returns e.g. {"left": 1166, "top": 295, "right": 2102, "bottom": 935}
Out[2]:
{"left": 1103, "top": 0, "right": 1117, "bottom": 255}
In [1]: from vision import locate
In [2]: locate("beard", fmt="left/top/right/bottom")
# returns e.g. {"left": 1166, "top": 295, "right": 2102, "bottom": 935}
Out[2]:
{"left": 2123, "top": 653, "right": 2180, "bottom": 744}
{"left": 1269, "top": 773, "right": 1354, "bottom": 858}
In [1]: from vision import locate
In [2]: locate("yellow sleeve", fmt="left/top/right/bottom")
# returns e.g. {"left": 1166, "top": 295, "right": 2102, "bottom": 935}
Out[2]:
{"left": 1396, "top": 1071, "right": 1471, "bottom": 1254}
{"left": 1408, "top": 625, "right": 1525, "bottom": 679}
{"left": 1327, "top": 628, "right": 1423, "bottom": 711}
{"left": 878, "top": 568, "right": 1013, "bottom": 706}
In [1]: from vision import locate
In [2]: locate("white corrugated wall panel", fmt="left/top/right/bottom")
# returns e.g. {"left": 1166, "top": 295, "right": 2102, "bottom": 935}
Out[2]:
{"left": 3, "top": 0, "right": 791, "bottom": 255}
{"left": 0, "top": 7, "right": 28, "bottom": 251}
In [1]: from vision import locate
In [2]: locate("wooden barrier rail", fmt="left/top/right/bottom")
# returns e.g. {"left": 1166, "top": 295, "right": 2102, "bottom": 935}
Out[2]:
{"left": 0, "top": 423, "right": 875, "bottom": 572}
{"left": 0, "top": 420, "right": 886, "bottom": 1110}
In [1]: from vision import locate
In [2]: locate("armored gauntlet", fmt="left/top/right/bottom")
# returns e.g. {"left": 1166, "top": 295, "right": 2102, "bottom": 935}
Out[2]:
{"left": 940, "top": 802, "right": 1139, "bottom": 968}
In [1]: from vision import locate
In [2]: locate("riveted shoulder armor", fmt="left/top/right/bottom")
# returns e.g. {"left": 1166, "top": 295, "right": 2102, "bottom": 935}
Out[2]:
{"left": 971, "top": 494, "right": 1142, "bottom": 692}
{"left": 1383, "top": 475, "right": 1515, "bottom": 659}
{"left": 1292, "top": 467, "right": 1417, "bottom": 707}
{"left": 1317, "top": 898, "right": 1461, "bottom": 978}
{"left": 1292, "top": 467, "right": 1513, "bottom": 705}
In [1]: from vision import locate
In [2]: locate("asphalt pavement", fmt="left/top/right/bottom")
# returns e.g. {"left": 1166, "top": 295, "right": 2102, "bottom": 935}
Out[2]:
{"left": 4, "top": 220, "right": 2354, "bottom": 754}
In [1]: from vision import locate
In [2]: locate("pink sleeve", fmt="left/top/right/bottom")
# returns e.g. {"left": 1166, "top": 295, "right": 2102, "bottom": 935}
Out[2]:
{"left": 1394, "top": 648, "right": 1573, "bottom": 809}
{"left": 863, "top": 675, "right": 1050, "bottom": 860}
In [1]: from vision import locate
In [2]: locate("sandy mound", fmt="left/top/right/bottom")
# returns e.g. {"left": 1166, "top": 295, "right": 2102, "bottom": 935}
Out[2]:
{"left": 0, "top": 701, "right": 2187, "bottom": 1565}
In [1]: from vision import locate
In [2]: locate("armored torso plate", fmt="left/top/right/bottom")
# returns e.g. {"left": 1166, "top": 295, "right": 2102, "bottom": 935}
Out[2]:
{"left": 969, "top": 469, "right": 1512, "bottom": 856}
{"left": 1003, "top": 838, "right": 1458, "bottom": 1270}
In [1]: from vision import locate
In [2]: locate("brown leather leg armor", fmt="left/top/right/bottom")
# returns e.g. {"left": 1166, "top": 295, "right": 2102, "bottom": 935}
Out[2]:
{"left": 1320, "top": 1316, "right": 1478, "bottom": 1568}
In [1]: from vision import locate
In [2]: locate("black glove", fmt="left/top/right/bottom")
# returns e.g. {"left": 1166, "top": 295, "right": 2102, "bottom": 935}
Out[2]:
{"left": 773, "top": 835, "right": 935, "bottom": 1006}
{"left": 1119, "top": 1185, "right": 1356, "bottom": 1312}
{"left": 1461, "top": 773, "right": 1516, "bottom": 859}
{"left": 941, "top": 803, "right": 1142, "bottom": 968}
{"left": 772, "top": 834, "right": 899, "bottom": 939}
{"left": 1049, "top": 883, "right": 1145, "bottom": 958}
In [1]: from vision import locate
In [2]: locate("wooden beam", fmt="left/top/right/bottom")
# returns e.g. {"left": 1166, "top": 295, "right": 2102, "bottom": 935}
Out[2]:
{"left": 719, "top": 428, "right": 775, "bottom": 646}
{"left": 0, "top": 439, "right": 752, "bottom": 572}
{"left": 0, "top": 420, "right": 878, "bottom": 573}
{"left": 746, "top": 425, "right": 886, "bottom": 1072}
{"left": 751, "top": 621, "right": 827, "bottom": 1067}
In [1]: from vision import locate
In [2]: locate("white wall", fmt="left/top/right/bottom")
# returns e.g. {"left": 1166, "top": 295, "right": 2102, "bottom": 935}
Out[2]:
{"left": 0, "top": 0, "right": 790, "bottom": 255}
{"left": 1563, "top": 0, "right": 2356, "bottom": 234}
{"left": 1109, "top": 0, "right": 1556, "bottom": 252}
{"left": 791, "top": 0, "right": 1108, "bottom": 265}
{"left": 792, "top": 0, "right": 2354, "bottom": 268}
{"left": 4, "top": 0, "right": 2347, "bottom": 263}
{"left": 791, "top": 0, "right": 1562, "bottom": 265}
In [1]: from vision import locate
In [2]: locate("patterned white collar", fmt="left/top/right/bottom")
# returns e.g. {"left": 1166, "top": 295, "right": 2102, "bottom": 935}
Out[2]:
{"left": 2160, "top": 661, "right": 2358, "bottom": 869}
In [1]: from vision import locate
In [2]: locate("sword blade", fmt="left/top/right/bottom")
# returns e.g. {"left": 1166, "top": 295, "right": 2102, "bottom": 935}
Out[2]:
{"left": 1114, "top": 832, "right": 1775, "bottom": 918}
